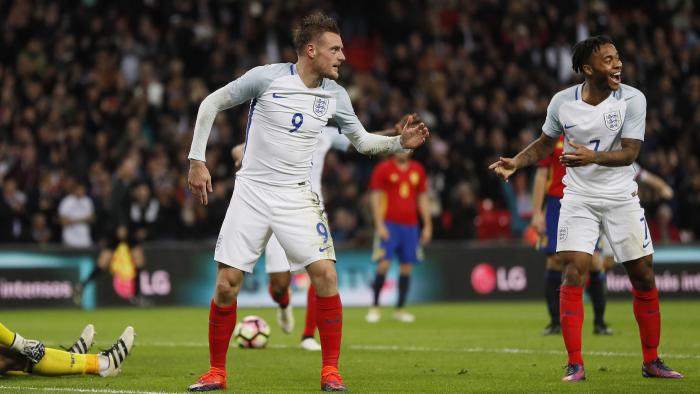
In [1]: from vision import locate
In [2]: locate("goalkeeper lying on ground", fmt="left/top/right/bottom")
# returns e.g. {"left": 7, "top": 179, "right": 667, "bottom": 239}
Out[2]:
{"left": 0, "top": 322, "right": 134, "bottom": 377}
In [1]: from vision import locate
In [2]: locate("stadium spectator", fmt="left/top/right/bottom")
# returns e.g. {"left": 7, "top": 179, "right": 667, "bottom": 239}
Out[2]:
{"left": 0, "top": 178, "right": 28, "bottom": 242}
{"left": 0, "top": 1, "right": 697, "bottom": 245}
{"left": 128, "top": 181, "right": 159, "bottom": 243}
{"left": 29, "top": 212, "right": 52, "bottom": 244}
{"left": 446, "top": 182, "right": 477, "bottom": 239}
{"left": 57, "top": 179, "right": 95, "bottom": 248}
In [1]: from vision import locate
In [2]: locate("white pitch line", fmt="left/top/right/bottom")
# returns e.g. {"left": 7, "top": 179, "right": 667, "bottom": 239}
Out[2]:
{"left": 0, "top": 386, "right": 177, "bottom": 394}
{"left": 125, "top": 341, "right": 700, "bottom": 360}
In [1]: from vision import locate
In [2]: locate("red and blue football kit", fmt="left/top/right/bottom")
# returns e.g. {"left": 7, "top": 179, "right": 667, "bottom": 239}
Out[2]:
{"left": 537, "top": 135, "right": 565, "bottom": 254}
{"left": 369, "top": 159, "right": 427, "bottom": 263}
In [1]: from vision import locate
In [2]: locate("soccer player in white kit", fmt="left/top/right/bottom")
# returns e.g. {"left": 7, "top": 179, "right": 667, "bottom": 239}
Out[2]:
{"left": 186, "top": 13, "right": 429, "bottom": 392}
{"left": 232, "top": 117, "right": 416, "bottom": 352}
{"left": 231, "top": 125, "right": 349, "bottom": 351}
{"left": 490, "top": 35, "right": 682, "bottom": 382}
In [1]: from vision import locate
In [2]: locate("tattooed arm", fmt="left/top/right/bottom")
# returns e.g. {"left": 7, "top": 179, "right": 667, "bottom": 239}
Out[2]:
{"left": 489, "top": 133, "right": 558, "bottom": 181}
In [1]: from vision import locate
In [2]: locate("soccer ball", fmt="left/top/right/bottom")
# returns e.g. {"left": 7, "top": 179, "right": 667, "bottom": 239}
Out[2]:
{"left": 233, "top": 315, "right": 271, "bottom": 348}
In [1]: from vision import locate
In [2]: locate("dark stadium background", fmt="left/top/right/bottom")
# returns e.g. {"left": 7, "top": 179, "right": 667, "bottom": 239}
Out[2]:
{"left": 1, "top": 3, "right": 700, "bottom": 393}
{"left": 0, "top": 0, "right": 699, "bottom": 308}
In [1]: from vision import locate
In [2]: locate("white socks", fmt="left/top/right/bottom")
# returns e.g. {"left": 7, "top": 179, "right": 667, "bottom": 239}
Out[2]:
{"left": 10, "top": 333, "right": 26, "bottom": 352}
{"left": 98, "top": 355, "right": 110, "bottom": 376}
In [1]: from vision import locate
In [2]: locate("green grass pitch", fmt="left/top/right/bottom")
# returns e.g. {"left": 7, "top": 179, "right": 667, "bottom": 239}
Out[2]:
{"left": 1, "top": 301, "right": 698, "bottom": 393}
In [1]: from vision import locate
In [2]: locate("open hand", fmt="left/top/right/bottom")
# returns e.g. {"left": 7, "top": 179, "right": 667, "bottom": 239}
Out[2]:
{"left": 394, "top": 113, "right": 423, "bottom": 134}
{"left": 399, "top": 115, "right": 430, "bottom": 149}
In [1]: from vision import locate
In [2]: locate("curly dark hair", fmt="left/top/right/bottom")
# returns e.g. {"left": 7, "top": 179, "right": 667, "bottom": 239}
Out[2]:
{"left": 571, "top": 35, "right": 614, "bottom": 74}
{"left": 293, "top": 12, "right": 340, "bottom": 55}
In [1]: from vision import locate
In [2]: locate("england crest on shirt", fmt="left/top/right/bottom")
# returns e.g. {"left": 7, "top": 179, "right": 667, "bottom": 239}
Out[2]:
{"left": 313, "top": 97, "right": 329, "bottom": 117}
{"left": 603, "top": 110, "right": 622, "bottom": 131}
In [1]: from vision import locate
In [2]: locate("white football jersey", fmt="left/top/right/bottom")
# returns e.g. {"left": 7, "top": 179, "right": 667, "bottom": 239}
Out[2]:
{"left": 311, "top": 126, "right": 350, "bottom": 200}
{"left": 220, "top": 63, "right": 363, "bottom": 187}
{"left": 542, "top": 83, "right": 646, "bottom": 200}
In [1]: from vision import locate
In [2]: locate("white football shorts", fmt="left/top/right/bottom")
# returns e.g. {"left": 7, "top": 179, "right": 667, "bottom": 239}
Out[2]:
{"left": 214, "top": 178, "right": 335, "bottom": 273}
{"left": 265, "top": 234, "right": 291, "bottom": 273}
{"left": 556, "top": 193, "right": 653, "bottom": 263}
{"left": 596, "top": 233, "right": 615, "bottom": 260}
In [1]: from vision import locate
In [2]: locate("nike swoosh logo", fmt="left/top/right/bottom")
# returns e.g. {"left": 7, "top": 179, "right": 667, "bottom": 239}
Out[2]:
{"left": 564, "top": 124, "right": 577, "bottom": 129}
{"left": 319, "top": 245, "right": 333, "bottom": 252}
{"left": 643, "top": 240, "right": 651, "bottom": 248}
{"left": 272, "top": 93, "right": 287, "bottom": 98}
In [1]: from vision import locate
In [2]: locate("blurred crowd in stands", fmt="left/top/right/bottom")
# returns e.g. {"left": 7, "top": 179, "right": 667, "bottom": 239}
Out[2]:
{"left": 0, "top": 0, "right": 698, "bottom": 248}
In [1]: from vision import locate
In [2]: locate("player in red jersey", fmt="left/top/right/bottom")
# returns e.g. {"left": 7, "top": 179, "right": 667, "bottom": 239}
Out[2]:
{"left": 366, "top": 153, "right": 431, "bottom": 323}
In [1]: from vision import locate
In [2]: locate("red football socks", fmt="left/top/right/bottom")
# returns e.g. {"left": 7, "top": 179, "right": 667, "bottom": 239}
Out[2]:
{"left": 209, "top": 299, "right": 237, "bottom": 370}
{"left": 632, "top": 287, "right": 660, "bottom": 363}
{"left": 269, "top": 285, "right": 290, "bottom": 308}
{"left": 316, "top": 293, "right": 342, "bottom": 368}
{"left": 303, "top": 285, "right": 317, "bottom": 338}
{"left": 560, "top": 285, "right": 584, "bottom": 365}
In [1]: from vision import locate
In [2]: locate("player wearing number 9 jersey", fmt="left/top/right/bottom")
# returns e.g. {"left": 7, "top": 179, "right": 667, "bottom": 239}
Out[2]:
{"left": 186, "top": 12, "right": 429, "bottom": 393}
{"left": 257, "top": 126, "right": 350, "bottom": 350}
{"left": 490, "top": 35, "right": 681, "bottom": 382}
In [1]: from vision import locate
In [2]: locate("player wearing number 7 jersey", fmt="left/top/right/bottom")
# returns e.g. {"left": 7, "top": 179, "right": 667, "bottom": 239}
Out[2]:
{"left": 489, "top": 35, "right": 682, "bottom": 382}
{"left": 186, "top": 12, "right": 429, "bottom": 393}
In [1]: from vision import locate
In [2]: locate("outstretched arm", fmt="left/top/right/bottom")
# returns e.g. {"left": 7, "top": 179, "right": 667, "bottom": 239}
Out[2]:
{"left": 344, "top": 113, "right": 423, "bottom": 153}
{"left": 344, "top": 115, "right": 429, "bottom": 156}
{"left": 638, "top": 168, "right": 674, "bottom": 199}
{"left": 489, "top": 133, "right": 558, "bottom": 181}
{"left": 334, "top": 85, "right": 428, "bottom": 155}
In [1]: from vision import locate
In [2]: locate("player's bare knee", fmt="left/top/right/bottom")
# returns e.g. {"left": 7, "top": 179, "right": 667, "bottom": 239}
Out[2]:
{"left": 625, "top": 255, "right": 656, "bottom": 290}
{"left": 562, "top": 264, "right": 586, "bottom": 286}
{"left": 315, "top": 267, "right": 337, "bottom": 287}
{"left": 308, "top": 266, "right": 337, "bottom": 295}
{"left": 377, "top": 260, "right": 391, "bottom": 275}
{"left": 214, "top": 278, "right": 239, "bottom": 302}
{"left": 399, "top": 263, "right": 413, "bottom": 275}
{"left": 546, "top": 255, "right": 563, "bottom": 271}
{"left": 214, "top": 265, "right": 243, "bottom": 303}
{"left": 269, "top": 272, "right": 291, "bottom": 293}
